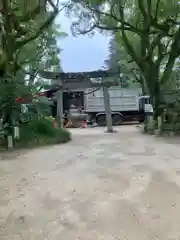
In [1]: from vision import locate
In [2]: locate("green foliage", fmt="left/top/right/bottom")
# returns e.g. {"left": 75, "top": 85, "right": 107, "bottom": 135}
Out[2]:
{"left": 70, "top": 0, "right": 180, "bottom": 115}
{"left": 0, "top": 0, "right": 59, "bottom": 72}
{"left": 104, "top": 36, "right": 141, "bottom": 87}
{"left": 15, "top": 20, "right": 67, "bottom": 123}
{"left": 15, "top": 118, "right": 71, "bottom": 148}
{"left": 18, "top": 22, "right": 67, "bottom": 76}
{"left": 20, "top": 98, "right": 52, "bottom": 122}
{"left": 0, "top": 0, "right": 68, "bottom": 148}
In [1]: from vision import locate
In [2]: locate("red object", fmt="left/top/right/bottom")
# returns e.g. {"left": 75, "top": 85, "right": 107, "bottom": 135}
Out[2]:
{"left": 15, "top": 88, "right": 59, "bottom": 104}
{"left": 16, "top": 96, "right": 32, "bottom": 103}
{"left": 81, "top": 120, "right": 85, "bottom": 128}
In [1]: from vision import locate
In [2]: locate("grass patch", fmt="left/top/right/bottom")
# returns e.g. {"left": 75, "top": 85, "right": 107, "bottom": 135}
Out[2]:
{"left": 13, "top": 118, "right": 71, "bottom": 149}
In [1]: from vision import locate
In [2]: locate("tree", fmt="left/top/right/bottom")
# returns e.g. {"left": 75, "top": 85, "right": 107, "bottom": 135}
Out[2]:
{"left": 104, "top": 36, "right": 141, "bottom": 88}
{"left": 69, "top": 0, "right": 180, "bottom": 118}
{"left": 0, "top": 0, "right": 61, "bottom": 75}
{"left": 18, "top": 22, "right": 67, "bottom": 119}
{"left": 0, "top": 0, "right": 64, "bottom": 146}
{"left": 14, "top": 24, "right": 66, "bottom": 118}
{"left": 17, "top": 22, "right": 67, "bottom": 86}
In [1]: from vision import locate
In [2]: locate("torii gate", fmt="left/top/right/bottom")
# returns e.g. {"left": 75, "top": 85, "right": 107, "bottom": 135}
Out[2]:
{"left": 39, "top": 70, "right": 120, "bottom": 132}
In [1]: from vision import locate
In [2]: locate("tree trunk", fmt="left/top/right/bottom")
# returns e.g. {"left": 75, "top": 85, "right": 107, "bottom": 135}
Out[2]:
{"left": 1, "top": 76, "right": 16, "bottom": 149}
{"left": 143, "top": 66, "right": 164, "bottom": 133}
{"left": 153, "top": 81, "right": 163, "bottom": 117}
{"left": 153, "top": 81, "right": 165, "bottom": 134}
{"left": 140, "top": 75, "right": 148, "bottom": 95}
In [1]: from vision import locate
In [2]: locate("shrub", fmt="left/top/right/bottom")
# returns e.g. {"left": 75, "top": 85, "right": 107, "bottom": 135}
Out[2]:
{"left": 14, "top": 118, "right": 71, "bottom": 148}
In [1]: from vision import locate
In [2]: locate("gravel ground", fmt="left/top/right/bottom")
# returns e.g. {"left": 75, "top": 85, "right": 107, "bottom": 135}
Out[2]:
{"left": 0, "top": 126, "right": 180, "bottom": 240}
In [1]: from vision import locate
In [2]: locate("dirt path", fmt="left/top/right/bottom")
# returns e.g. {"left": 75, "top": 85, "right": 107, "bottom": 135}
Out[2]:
{"left": 1, "top": 126, "right": 180, "bottom": 239}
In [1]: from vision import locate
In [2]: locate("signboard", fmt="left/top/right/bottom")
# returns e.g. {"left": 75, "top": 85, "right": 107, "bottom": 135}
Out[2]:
{"left": 144, "top": 104, "right": 153, "bottom": 113}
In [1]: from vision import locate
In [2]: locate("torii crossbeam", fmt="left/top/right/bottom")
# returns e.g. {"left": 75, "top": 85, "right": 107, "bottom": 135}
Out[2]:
{"left": 39, "top": 69, "right": 119, "bottom": 80}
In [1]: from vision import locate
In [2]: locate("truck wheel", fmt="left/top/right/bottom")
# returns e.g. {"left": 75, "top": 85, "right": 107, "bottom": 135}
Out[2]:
{"left": 138, "top": 115, "right": 145, "bottom": 123}
{"left": 112, "top": 114, "right": 123, "bottom": 125}
{"left": 139, "top": 119, "right": 144, "bottom": 123}
{"left": 96, "top": 115, "right": 106, "bottom": 126}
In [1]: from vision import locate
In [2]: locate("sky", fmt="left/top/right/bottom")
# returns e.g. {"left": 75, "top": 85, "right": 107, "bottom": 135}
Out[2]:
{"left": 56, "top": 12, "right": 110, "bottom": 72}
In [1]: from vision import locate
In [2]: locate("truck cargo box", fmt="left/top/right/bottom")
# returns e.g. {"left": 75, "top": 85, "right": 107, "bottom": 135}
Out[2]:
{"left": 84, "top": 87, "right": 142, "bottom": 113}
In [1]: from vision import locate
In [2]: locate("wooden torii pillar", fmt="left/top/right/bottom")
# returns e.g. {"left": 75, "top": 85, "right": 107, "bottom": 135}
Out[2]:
{"left": 39, "top": 70, "right": 120, "bottom": 132}
{"left": 102, "top": 83, "right": 113, "bottom": 132}
{"left": 56, "top": 88, "right": 63, "bottom": 127}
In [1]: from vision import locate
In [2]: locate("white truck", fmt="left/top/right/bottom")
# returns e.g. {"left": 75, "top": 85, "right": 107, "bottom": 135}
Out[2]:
{"left": 83, "top": 87, "right": 146, "bottom": 126}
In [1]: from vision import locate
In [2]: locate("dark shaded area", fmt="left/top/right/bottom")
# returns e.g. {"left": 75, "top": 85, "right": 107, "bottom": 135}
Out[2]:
{"left": 51, "top": 91, "right": 84, "bottom": 117}
{"left": 63, "top": 91, "right": 84, "bottom": 111}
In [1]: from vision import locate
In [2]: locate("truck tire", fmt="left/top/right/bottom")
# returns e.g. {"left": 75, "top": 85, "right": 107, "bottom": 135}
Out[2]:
{"left": 139, "top": 119, "right": 144, "bottom": 123}
{"left": 96, "top": 115, "right": 106, "bottom": 126}
{"left": 138, "top": 115, "right": 145, "bottom": 123}
{"left": 112, "top": 114, "right": 123, "bottom": 125}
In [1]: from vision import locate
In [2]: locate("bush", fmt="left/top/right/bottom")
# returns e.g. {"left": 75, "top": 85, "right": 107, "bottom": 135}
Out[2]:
{"left": 14, "top": 118, "right": 71, "bottom": 148}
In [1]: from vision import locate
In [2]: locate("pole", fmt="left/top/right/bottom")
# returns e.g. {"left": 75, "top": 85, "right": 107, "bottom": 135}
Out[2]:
{"left": 56, "top": 88, "right": 63, "bottom": 128}
{"left": 102, "top": 83, "right": 113, "bottom": 132}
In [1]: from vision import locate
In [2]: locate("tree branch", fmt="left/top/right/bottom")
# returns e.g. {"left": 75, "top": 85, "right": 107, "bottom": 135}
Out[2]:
{"left": 72, "top": 1, "right": 142, "bottom": 35}
{"left": 161, "top": 27, "right": 180, "bottom": 84}
{"left": 154, "top": 0, "right": 161, "bottom": 20}
{"left": 19, "top": 5, "right": 42, "bottom": 22}
{"left": 16, "top": 4, "right": 65, "bottom": 49}
{"left": 119, "top": 6, "right": 143, "bottom": 71}
{"left": 138, "top": 0, "right": 147, "bottom": 19}
{"left": 16, "top": 13, "right": 57, "bottom": 49}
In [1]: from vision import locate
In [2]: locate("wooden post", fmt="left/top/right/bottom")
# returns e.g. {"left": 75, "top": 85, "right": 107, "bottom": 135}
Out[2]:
{"left": 56, "top": 88, "right": 63, "bottom": 128}
{"left": 102, "top": 83, "right": 114, "bottom": 132}
{"left": 7, "top": 135, "right": 13, "bottom": 149}
{"left": 14, "top": 126, "right": 20, "bottom": 139}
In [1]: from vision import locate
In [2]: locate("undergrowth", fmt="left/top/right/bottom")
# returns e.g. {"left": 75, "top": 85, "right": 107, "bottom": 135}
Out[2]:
{"left": 0, "top": 118, "right": 71, "bottom": 150}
